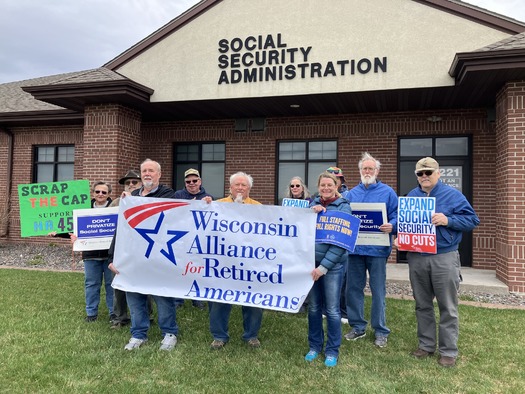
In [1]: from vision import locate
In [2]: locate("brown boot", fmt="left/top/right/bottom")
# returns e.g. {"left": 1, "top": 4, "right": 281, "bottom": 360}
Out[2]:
{"left": 411, "top": 348, "right": 434, "bottom": 359}
{"left": 438, "top": 356, "right": 456, "bottom": 367}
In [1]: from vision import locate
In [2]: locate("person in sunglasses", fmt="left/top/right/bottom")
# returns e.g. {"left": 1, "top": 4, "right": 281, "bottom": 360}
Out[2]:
{"left": 81, "top": 181, "right": 114, "bottom": 322}
{"left": 284, "top": 176, "right": 312, "bottom": 202}
{"left": 173, "top": 168, "right": 213, "bottom": 309}
{"left": 405, "top": 157, "right": 479, "bottom": 367}
{"left": 108, "top": 170, "right": 153, "bottom": 329}
{"left": 49, "top": 181, "right": 114, "bottom": 323}
{"left": 283, "top": 176, "right": 312, "bottom": 313}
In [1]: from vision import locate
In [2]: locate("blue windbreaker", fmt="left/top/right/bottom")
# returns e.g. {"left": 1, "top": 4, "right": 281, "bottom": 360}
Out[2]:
{"left": 407, "top": 180, "right": 480, "bottom": 254}
{"left": 343, "top": 181, "right": 398, "bottom": 257}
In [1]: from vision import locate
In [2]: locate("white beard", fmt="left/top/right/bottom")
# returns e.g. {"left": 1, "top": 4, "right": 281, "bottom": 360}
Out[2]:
{"left": 234, "top": 194, "right": 244, "bottom": 203}
{"left": 361, "top": 174, "right": 377, "bottom": 186}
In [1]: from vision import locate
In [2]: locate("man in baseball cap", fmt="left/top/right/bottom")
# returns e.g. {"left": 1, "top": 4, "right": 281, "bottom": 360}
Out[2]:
{"left": 174, "top": 168, "right": 213, "bottom": 309}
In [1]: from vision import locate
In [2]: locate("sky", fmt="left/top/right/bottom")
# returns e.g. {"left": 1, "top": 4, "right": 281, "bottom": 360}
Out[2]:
{"left": 0, "top": 0, "right": 524, "bottom": 84}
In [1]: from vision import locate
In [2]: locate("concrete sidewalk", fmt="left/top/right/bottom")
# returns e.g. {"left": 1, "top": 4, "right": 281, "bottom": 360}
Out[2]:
{"left": 386, "top": 264, "right": 509, "bottom": 294}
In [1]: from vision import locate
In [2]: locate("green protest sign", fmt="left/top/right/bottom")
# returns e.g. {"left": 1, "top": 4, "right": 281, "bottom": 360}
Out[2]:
{"left": 18, "top": 180, "right": 91, "bottom": 237}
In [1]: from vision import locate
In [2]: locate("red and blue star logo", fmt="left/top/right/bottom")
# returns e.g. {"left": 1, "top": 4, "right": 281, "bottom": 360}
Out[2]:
{"left": 123, "top": 201, "right": 189, "bottom": 266}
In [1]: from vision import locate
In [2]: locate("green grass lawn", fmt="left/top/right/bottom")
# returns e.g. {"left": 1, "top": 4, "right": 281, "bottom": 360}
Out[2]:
{"left": 1, "top": 268, "right": 524, "bottom": 394}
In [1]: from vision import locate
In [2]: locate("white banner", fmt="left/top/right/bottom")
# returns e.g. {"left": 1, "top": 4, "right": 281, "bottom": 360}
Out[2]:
{"left": 112, "top": 197, "right": 317, "bottom": 313}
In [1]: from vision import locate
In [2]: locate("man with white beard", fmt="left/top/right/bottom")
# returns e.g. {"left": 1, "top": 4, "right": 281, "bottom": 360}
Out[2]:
{"left": 208, "top": 172, "right": 264, "bottom": 350}
{"left": 342, "top": 152, "right": 398, "bottom": 348}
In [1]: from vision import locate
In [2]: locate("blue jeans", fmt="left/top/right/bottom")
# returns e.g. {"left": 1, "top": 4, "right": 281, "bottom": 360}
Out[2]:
{"left": 208, "top": 302, "right": 263, "bottom": 342}
{"left": 308, "top": 263, "right": 344, "bottom": 357}
{"left": 346, "top": 255, "right": 390, "bottom": 337}
{"left": 126, "top": 292, "right": 178, "bottom": 340}
{"left": 84, "top": 259, "right": 114, "bottom": 317}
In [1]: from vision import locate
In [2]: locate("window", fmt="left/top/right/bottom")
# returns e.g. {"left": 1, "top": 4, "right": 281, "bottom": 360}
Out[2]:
{"left": 33, "top": 146, "right": 75, "bottom": 183}
{"left": 276, "top": 140, "right": 337, "bottom": 203}
{"left": 174, "top": 143, "right": 225, "bottom": 199}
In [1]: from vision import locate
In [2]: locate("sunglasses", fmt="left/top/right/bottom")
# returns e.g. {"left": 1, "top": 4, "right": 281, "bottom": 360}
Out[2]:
{"left": 416, "top": 170, "right": 434, "bottom": 177}
{"left": 290, "top": 184, "right": 301, "bottom": 188}
{"left": 94, "top": 190, "right": 108, "bottom": 195}
{"left": 185, "top": 179, "right": 199, "bottom": 184}
{"left": 125, "top": 180, "right": 140, "bottom": 186}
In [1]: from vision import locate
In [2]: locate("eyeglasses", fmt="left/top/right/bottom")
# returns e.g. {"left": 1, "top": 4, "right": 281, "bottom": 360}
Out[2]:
{"left": 361, "top": 167, "right": 376, "bottom": 172}
{"left": 416, "top": 170, "right": 434, "bottom": 177}
{"left": 290, "top": 184, "right": 301, "bottom": 188}
{"left": 185, "top": 179, "right": 199, "bottom": 184}
{"left": 94, "top": 190, "right": 108, "bottom": 195}
{"left": 125, "top": 180, "right": 140, "bottom": 186}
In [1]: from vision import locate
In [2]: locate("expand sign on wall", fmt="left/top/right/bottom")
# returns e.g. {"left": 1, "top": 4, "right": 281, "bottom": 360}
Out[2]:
{"left": 217, "top": 33, "right": 387, "bottom": 84}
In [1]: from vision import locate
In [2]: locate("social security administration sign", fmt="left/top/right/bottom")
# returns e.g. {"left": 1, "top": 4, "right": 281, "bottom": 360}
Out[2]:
{"left": 112, "top": 197, "right": 317, "bottom": 313}
{"left": 315, "top": 211, "right": 360, "bottom": 252}
{"left": 397, "top": 196, "right": 436, "bottom": 253}
{"left": 73, "top": 207, "right": 119, "bottom": 251}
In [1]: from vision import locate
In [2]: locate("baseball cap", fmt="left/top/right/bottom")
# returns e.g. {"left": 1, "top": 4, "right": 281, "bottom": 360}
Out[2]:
{"left": 118, "top": 169, "right": 141, "bottom": 185}
{"left": 326, "top": 166, "right": 345, "bottom": 179}
{"left": 184, "top": 168, "right": 200, "bottom": 178}
{"left": 415, "top": 157, "right": 439, "bottom": 172}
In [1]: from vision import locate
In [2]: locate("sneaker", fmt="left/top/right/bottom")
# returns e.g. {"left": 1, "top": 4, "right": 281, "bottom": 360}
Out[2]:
{"left": 374, "top": 336, "right": 388, "bottom": 348}
{"left": 247, "top": 338, "right": 261, "bottom": 348}
{"left": 325, "top": 355, "right": 338, "bottom": 367}
{"left": 438, "top": 356, "right": 456, "bottom": 367}
{"left": 411, "top": 348, "right": 435, "bottom": 359}
{"left": 304, "top": 350, "right": 319, "bottom": 362}
{"left": 84, "top": 315, "right": 98, "bottom": 322}
{"left": 344, "top": 330, "right": 366, "bottom": 341}
{"left": 109, "top": 313, "right": 117, "bottom": 322}
{"left": 210, "top": 339, "right": 226, "bottom": 350}
{"left": 159, "top": 333, "right": 177, "bottom": 351}
{"left": 124, "top": 337, "right": 147, "bottom": 351}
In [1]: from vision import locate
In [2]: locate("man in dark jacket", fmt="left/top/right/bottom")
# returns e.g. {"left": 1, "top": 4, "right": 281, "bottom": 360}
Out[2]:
{"left": 109, "top": 159, "right": 180, "bottom": 351}
{"left": 173, "top": 168, "right": 213, "bottom": 309}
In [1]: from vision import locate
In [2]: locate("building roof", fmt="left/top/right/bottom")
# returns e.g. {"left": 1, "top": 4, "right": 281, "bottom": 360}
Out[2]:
{"left": 1, "top": 0, "right": 525, "bottom": 126}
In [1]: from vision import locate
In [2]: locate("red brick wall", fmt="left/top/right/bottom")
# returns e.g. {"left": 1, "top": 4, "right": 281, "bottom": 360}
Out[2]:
{"left": 1, "top": 105, "right": 499, "bottom": 283}
{"left": 495, "top": 81, "right": 525, "bottom": 293}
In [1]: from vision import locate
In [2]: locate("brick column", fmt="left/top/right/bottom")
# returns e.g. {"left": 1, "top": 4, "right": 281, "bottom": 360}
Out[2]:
{"left": 83, "top": 104, "right": 142, "bottom": 197}
{"left": 495, "top": 81, "right": 525, "bottom": 293}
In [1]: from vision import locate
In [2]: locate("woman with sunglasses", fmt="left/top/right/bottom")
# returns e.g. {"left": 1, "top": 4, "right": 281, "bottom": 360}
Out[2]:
{"left": 75, "top": 181, "right": 114, "bottom": 323}
{"left": 283, "top": 176, "right": 312, "bottom": 312}
{"left": 305, "top": 172, "right": 351, "bottom": 368}
{"left": 284, "top": 176, "right": 312, "bottom": 202}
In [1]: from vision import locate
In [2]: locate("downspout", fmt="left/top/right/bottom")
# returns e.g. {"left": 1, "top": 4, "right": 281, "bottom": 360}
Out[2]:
{"left": 0, "top": 128, "right": 13, "bottom": 237}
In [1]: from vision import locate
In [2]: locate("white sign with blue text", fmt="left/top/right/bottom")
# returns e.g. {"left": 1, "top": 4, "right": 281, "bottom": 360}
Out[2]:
{"left": 112, "top": 197, "right": 317, "bottom": 313}
{"left": 73, "top": 207, "right": 119, "bottom": 251}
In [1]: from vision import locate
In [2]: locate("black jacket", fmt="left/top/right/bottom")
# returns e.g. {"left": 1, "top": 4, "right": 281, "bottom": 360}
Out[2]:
{"left": 108, "top": 184, "right": 175, "bottom": 263}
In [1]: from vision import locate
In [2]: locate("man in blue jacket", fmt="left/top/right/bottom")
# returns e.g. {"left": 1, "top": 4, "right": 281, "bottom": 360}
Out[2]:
{"left": 406, "top": 157, "right": 479, "bottom": 367}
{"left": 342, "top": 152, "right": 397, "bottom": 348}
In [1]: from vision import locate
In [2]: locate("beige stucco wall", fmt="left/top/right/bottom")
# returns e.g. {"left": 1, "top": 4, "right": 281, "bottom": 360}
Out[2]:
{"left": 115, "top": 0, "right": 510, "bottom": 102}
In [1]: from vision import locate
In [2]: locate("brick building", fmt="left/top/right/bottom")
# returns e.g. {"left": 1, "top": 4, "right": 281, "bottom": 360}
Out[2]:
{"left": 1, "top": 0, "right": 525, "bottom": 292}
